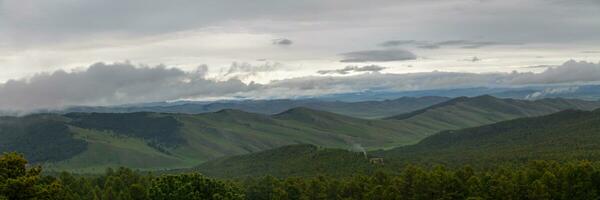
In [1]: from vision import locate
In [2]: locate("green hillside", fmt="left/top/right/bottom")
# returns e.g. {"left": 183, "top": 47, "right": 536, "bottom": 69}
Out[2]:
{"left": 2, "top": 108, "right": 421, "bottom": 172}
{"left": 3, "top": 96, "right": 600, "bottom": 172}
{"left": 379, "top": 108, "right": 600, "bottom": 166}
{"left": 197, "top": 109, "right": 600, "bottom": 178}
{"left": 386, "top": 95, "right": 600, "bottom": 140}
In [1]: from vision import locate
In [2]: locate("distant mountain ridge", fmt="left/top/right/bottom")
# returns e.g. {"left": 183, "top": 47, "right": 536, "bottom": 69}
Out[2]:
{"left": 63, "top": 96, "right": 450, "bottom": 119}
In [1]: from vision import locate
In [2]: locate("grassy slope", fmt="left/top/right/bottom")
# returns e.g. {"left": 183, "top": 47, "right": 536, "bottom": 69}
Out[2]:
{"left": 5, "top": 96, "right": 600, "bottom": 172}
{"left": 386, "top": 95, "right": 600, "bottom": 140}
{"left": 379, "top": 109, "right": 600, "bottom": 167}
{"left": 170, "top": 108, "right": 421, "bottom": 164}
{"left": 197, "top": 109, "right": 600, "bottom": 178}
{"left": 31, "top": 108, "right": 423, "bottom": 171}
{"left": 44, "top": 127, "right": 189, "bottom": 173}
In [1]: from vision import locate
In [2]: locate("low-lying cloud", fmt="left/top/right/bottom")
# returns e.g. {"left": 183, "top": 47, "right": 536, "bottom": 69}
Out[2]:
{"left": 2, "top": 60, "right": 600, "bottom": 113}
{"left": 339, "top": 49, "right": 417, "bottom": 62}
{"left": 0, "top": 62, "right": 255, "bottom": 112}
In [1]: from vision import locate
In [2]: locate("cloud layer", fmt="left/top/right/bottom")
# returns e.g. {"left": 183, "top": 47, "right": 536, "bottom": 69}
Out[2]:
{"left": 0, "top": 62, "right": 254, "bottom": 111}
{"left": 1, "top": 60, "right": 600, "bottom": 113}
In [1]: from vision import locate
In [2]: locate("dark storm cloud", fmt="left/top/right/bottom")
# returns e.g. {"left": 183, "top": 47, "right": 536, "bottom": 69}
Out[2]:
{"left": 339, "top": 49, "right": 417, "bottom": 62}
{"left": 317, "top": 65, "right": 386, "bottom": 75}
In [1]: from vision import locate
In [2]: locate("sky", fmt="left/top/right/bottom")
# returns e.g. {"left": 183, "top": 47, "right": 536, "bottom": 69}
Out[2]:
{"left": 1, "top": 0, "right": 600, "bottom": 111}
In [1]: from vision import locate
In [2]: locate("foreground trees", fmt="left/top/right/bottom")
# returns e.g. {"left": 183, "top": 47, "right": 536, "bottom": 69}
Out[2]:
{"left": 3, "top": 152, "right": 600, "bottom": 199}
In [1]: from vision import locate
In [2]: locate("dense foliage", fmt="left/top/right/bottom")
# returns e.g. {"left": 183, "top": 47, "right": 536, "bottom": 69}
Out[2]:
{"left": 6, "top": 153, "right": 600, "bottom": 199}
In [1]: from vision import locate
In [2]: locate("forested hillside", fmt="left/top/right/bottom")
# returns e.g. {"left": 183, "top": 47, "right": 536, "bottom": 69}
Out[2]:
{"left": 5, "top": 152, "right": 600, "bottom": 200}
{"left": 198, "top": 109, "right": 600, "bottom": 178}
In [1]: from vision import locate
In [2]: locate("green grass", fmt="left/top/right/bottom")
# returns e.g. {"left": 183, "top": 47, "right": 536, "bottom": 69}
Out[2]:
{"left": 44, "top": 128, "right": 190, "bottom": 173}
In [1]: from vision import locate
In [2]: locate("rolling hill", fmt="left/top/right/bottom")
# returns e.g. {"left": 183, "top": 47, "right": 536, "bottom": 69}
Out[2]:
{"left": 63, "top": 96, "right": 450, "bottom": 119}
{"left": 1, "top": 108, "right": 421, "bottom": 172}
{"left": 197, "top": 108, "right": 600, "bottom": 178}
{"left": 385, "top": 95, "right": 600, "bottom": 139}
{"left": 379, "top": 108, "right": 600, "bottom": 166}
{"left": 3, "top": 95, "right": 600, "bottom": 172}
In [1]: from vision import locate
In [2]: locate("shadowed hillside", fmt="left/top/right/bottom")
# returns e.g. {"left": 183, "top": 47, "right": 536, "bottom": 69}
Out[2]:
{"left": 197, "top": 109, "right": 600, "bottom": 178}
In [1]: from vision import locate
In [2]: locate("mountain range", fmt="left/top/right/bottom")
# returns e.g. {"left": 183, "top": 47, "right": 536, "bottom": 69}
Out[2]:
{"left": 62, "top": 96, "right": 450, "bottom": 119}
{"left": 2, "top": 95, "right": 600, "bottom": 173}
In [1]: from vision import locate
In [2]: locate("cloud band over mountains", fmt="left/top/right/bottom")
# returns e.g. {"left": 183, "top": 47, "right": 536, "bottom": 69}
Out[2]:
{"left": 1, "top": 60, "right": 600, "bottom": 112}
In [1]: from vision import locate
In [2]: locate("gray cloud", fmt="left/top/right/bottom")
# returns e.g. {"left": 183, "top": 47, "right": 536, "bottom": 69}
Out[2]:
{"left": 511, "top": 60, "right": 600, "bottom": 84}
{"left": 339, "top": 49, "right": 417, "bottom": 62}
{"left": 379, "top": 40, "right": 424, "bottom": 47}
{"left": 1, "top": 0, "right": 599, "bottom": 52}
{"left": 0, "top": 62, "right": 254, "bottom": 112}
{"left": 2, "top": 60, "right": 600, "bottom": 113}
{"left": 272, "top": 38, "right": 293, "bottom": 46}
{"left": 317, "top": 65, "right": 386, "bottom": 75}
{"left": 380, "top": 39, "right": 516, "bottom": 49}
{"left": 436, "top": 40, "right": 503, "bottom": 49}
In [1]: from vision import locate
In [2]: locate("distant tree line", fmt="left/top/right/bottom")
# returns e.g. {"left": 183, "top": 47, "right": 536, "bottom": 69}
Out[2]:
{"left": 4, "top": 152, "right": 600, "bottom": 200}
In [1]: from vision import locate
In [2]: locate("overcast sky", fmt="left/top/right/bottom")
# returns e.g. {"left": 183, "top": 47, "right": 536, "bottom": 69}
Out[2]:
{"left": 1, "top": 0, "right": 600, "bottom": 111}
